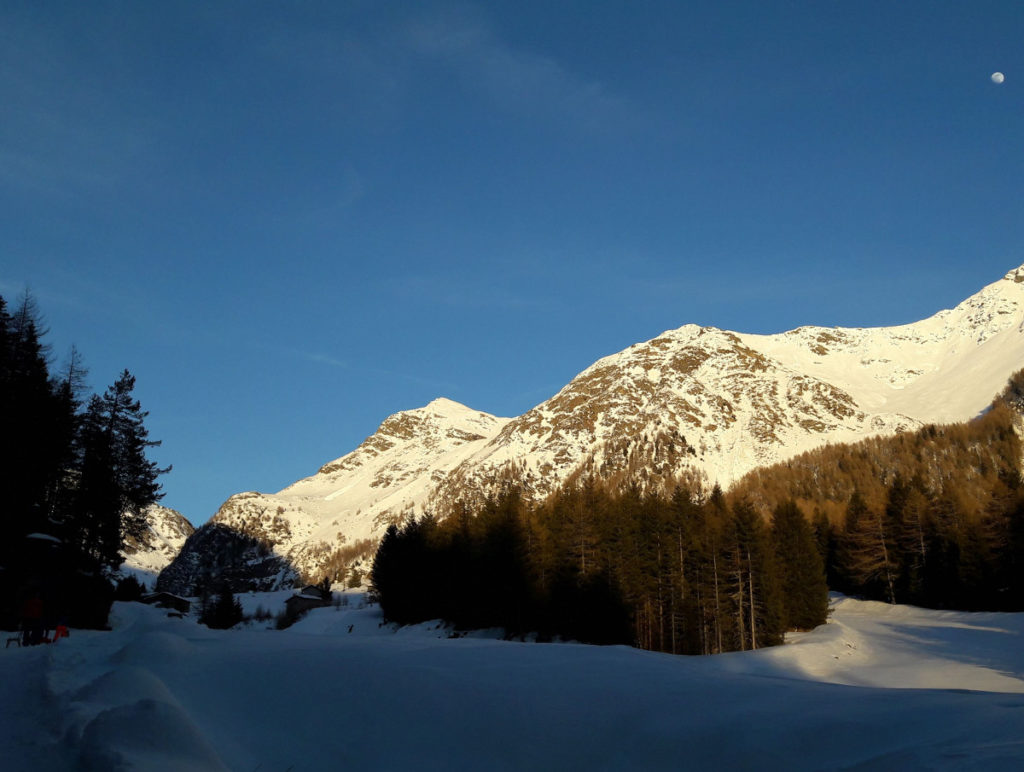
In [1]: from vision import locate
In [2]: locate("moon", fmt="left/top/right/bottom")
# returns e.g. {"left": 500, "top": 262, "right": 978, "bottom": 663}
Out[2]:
{"left": 992, "top": 72, "right": 1005, "bottom": 84}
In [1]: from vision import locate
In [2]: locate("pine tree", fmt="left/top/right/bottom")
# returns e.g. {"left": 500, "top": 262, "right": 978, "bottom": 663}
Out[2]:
{"left": 772, "top": 499, "right": 828, "bottom": 631}
{"left": 0, "top": 293, "right": 169, "bottom": 629}
{"left": 44, "top": 346, "right": 89, "bottom": 529}
{"left": 202, "top": 587, "right": 244, "bottom": 629}
{"left": 666, "top": 485, "right": 703, "bottom": 654}
{"left": 72, "top": 394, "right": 122, "bottom": 570}
{"left": 0, "top": 293, "right": 66, "bottom": 547}
{"left": 71, "top": 371, "right": 168, "bottom": 571}
{"left": 729, "top": 500, "right": 784, "bottom": 649}
{"left": 811, "top": 507, "right": 842, "bottom": 589}
{"left": 702, "top": 485, "right": 729, "bottom": 653}
{"left": 369, "top": 524, "right": 402, "bottom": 620}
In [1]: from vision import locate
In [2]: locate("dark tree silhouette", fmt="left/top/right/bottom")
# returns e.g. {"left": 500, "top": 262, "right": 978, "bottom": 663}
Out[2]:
{"left": 772, "top": 499, "right": 828, "bottom": 631}
{"left": 0, "top": 292, "right": 169, "bottom": 630}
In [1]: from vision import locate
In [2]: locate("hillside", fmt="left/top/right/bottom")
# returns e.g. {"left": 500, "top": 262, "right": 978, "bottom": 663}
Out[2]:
{"left": 160, "top": 399, "right": 507, "bottom": 590}
{"left": 439, "top": 264, "right": 1024, "bottom": 501}
{"left": 162, "top": 264, "right": 1024, "bottom": 589}
{"left": 730, "top": 396, "right": 1024, "bottom": 522}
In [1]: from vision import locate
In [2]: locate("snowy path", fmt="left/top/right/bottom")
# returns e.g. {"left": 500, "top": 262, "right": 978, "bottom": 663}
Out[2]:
{"left": 0, "top": 643, "right": 74, "bottom": 770}
{"left": 4, "top": 595, "right": 1024, "bottom": 770}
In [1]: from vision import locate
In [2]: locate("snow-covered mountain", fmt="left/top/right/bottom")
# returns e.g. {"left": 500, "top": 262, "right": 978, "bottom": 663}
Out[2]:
{"left": 443, "top": 263, "right": 1024, "bottom": 500}
{"left": 119, "top": 504, "right": 194, "bottom": 585}
{"left": 163, "top": 264, "right": 1024, "bottom": 587}
{"left": 160, "top": 400, "right": 508, "bottom": 590}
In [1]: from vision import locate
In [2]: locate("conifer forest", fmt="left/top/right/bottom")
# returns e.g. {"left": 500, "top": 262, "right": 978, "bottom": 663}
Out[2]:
{"left": 372, "top": 370, "right": 1024, "bottom": 654}
{"left": 0, "top": 292, "right": 167, "bottom": 630}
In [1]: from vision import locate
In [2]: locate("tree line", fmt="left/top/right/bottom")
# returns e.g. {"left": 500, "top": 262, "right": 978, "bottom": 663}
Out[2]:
{"left": 371, "top": 482, "right": 828, "bottom": 654}
{"left": 0, "top": 292, "right": 167, "bottom": 629}
{"left": 804, "top": 443, "right": 1023, "bottom": 610}
{"left": 372, "top": 370, "right": 1024, "bottom": 653}
{"left": 731, "top": 381, "right": 1024, "bottom": 611}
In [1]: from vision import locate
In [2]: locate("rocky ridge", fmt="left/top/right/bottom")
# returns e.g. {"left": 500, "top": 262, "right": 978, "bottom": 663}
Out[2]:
{"left": 161, "top": 265, "right": 1024, "bottom": 589}
{"left": 119, "top": 504, "right": 195, "bottom": 585}
{"left": 162, "top": 399, "right": 508, "bottom": 589}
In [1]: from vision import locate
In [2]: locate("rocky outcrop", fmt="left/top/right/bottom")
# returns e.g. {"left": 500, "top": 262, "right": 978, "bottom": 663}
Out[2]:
{"left": 120, "top": 505, "right": 195, "bottom": 583}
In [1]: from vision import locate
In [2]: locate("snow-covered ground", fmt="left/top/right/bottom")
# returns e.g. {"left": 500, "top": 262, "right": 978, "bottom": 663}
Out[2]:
{"left": 3, "top": 595, "right": 1024, "bottom": 770}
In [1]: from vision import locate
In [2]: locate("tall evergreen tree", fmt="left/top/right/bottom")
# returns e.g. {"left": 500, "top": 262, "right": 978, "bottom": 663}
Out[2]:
{"left": 729, "top": 499, "right": 785, "bottom": 649}
{"left": 772, "top": 499, "right": 828, "bottom": 631}
{"left": 71, "top": 371, "right": 168, "bottom": 571}
{"left": 0, "top": 293, "right": 64, "bottom": 545}
{"left": 203, "top": 587, "right": 244, "bottom": 629}
{"left": 43, "top": 346, "right": 89, "bottom": 528}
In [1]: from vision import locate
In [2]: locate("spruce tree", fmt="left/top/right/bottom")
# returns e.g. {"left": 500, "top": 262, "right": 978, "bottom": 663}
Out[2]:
{"left": 729, "top": 500, "right": 785, "bottom": 649}
{"left": 772, "top": 499, "right": 828, "bottom": 631}
{"left": 71, "top": 371, "right": 168, "bottom": 571}
{"left": 202, "top": 587, "right": 244, "bottom": 629}
{"left": 0, "top": 293, "right": 65, "bottom": 546}
{"left": 0, "top": 293, "right": 168, "bottom": 629}
{"left": 43, "top": 346, "right": 89, "bottom": 530}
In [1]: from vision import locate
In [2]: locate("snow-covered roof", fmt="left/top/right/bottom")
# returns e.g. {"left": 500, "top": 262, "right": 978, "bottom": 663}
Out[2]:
{"left": 26, "top": 533, "right": 62, "bottom": 544}
{"left": 293, "top": 591, "right": 329, "bottom": 601}
{"left": 142, "top": 592, "right": 190, "bottom": 602}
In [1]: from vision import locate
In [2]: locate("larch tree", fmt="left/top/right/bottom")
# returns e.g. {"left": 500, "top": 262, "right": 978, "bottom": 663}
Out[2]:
{"left": 840, "top": 490, "right": 898, "bottom": 604}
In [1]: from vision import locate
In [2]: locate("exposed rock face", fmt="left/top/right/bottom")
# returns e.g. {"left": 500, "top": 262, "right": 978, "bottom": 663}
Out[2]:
{"left": 435, "top": 265, "right": 1024, "bottom": 508}
{"left": 161, "top": 264, "right": 1024, "bottom": 590}
{"left": 120, "top": 504, "right": 195, "bottom": 584}
{"left": 155, "top": 523, "right": 297, "bottom": 596}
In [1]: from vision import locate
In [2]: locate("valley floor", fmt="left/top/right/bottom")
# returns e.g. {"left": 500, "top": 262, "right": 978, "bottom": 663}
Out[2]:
{"left": 2, "top": 594, "right": 1024, "bottom": 770}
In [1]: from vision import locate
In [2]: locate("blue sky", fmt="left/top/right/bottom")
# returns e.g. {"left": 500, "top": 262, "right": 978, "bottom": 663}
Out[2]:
{"left": 3, "top": 1, "right": 1023, "bottom": 524}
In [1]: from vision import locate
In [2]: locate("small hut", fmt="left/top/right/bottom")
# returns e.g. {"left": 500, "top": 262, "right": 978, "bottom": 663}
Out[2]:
{"left": 141, "top": 592, "right": 191, "bottom": 615}
{"left": 284, "top": 585, "right": 333, "bottom": 617}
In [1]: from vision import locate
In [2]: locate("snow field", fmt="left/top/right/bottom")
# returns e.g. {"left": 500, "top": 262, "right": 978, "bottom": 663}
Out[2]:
{"left": 3, "top": 594, "right": 1024, "bottom": 769}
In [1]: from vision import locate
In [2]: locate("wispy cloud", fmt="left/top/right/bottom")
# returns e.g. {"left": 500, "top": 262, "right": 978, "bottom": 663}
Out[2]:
{"left": 403, "top": 10, "right": 631, "bottom": 132}
{"left": 305, "top": 352, "right": 350, "bottom": 369}
{"left": 295, "top": 349, "right": 459, "bottom": 392}
{"left": 253, "top": 5, "right": 636, "bottom": 136}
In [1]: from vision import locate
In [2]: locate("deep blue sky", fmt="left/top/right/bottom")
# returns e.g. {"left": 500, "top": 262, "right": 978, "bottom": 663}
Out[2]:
{"left": 3, "top": 1, "right": 1022, "bottom": 524}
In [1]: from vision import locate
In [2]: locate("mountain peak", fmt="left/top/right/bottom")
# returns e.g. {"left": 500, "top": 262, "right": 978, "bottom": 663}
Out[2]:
{"left": 425, "top": 396, "right": 465, "bottom": 409}
{"left": 162, "top": 263, "right": 1024, "bottom": 589}
{"left": 421, "top": 397, "right": 488, "bottom": 419}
